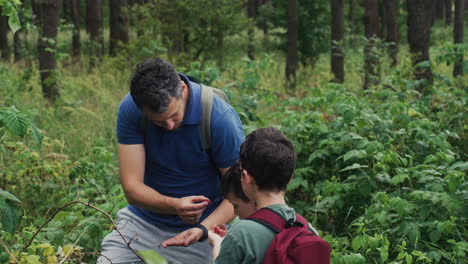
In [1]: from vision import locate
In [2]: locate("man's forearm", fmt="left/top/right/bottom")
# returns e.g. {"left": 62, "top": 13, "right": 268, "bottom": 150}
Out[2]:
{"left": 124, "top": 182, "right": 178, "bottom": 214}
{"left": 201, "top": 199, "right": 235, "bottom": 228}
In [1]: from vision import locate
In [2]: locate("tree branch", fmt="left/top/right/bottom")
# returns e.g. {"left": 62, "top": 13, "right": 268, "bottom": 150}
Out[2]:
{"left": 21, "top": 200, "right": 145, "bottom": 263}
{"left": 0, "top": 236, "right": 19, "bottom": 263}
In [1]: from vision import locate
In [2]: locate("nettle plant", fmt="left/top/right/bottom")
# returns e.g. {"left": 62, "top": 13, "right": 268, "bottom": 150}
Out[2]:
{"left": 259, "top": 82, "right": 467, "bottom": 263}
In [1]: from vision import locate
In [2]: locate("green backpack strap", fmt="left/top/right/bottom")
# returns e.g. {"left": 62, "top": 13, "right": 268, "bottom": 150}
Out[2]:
{"left": 200, "top": 84, "right": 230, "bottom": 150}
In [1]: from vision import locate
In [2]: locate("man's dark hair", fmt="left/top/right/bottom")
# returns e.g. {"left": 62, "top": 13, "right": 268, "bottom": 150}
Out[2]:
{"left": 130, "top": 58, "right": 182, "bottom": 114}
{"left": 221, "top": 161, "right": 250, "bottom": 202}
{"left": 239, "top": 127, "right": 296, "bottom": 191}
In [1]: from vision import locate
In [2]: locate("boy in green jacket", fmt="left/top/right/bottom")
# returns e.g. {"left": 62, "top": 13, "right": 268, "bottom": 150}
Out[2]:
{"left": 209, "top": 127, "right": 328, "bottom": 264}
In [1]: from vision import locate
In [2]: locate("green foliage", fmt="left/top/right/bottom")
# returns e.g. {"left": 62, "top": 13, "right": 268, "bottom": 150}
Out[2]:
{"left": 122, "top": 0, "right": 243, "bottom": 67}
{"left": 0, "top": 106, "right": 42, "bottom": 144}
{"left": 0, "top": 8, "right": 466, "bottom": 263}
{"left": 0, "top": 0, "right": 21, "bottom": 33}
{"left": 0, "top": 188, "right": 22, "bottom": 234}
{"left": 245, "top": 77, "right": 467, "bottom": 263}
{"left": 261, "top": 0, "right": 329, "bottom": 65}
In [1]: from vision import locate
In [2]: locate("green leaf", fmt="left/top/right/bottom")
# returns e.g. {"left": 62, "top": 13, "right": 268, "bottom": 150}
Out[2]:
{"left": 342, "top": 253, "right": 366, "bottom": 264}
{"left": 406, "top": 253, "right": 413, "bottom": 264}
{"left": 397, "top": 252, "right": 406, "bottom": 260}
{"left": 1, "top": 2, "right": 15, "bottom": 16}
{"left": 391, "top": 173, "right": 409, "bottom": 185}
{"left": 380, "top": 251, "right": 388, "bottom": 262}
{"left": 3, "top": 107, "right": 29, "bottom": 137}
{"left": 352, "top": 235, "right": 362, "bottom": 251}
{"left": 29, "top": 123, "right": 43, "bottom": 145}
{"left": 88, "top": 222, "right": 103, "bottom": 239}
{"left": 365, "top": 141, "right": 383, "bottom": 154}
{"left": 343, "top": 150, "right": 366, "bottom": 162}
{"left": 0, "top": 252, "right": 9, "bottom": 263}
{"left": 368, "top": 236, "right": 379, "bottom": 251}
{"left": 8, "top": 12, "right": 20, "bottom": 33}
{"left": 0, "top": 188, "right": 21, "bottom": 203}
{"left": 139, "top": 250, "right": 168, "bottom": 264}
{"left": 0, "top": 188, "right": 22, "bottom": 233}
{"left": 449, "top": 161, "right": 468, "bottom": 171}
{"left": 344, "top": 110, "right": 354, "bottom": 124}
{"left": 408, "top": 228, "right": 420, "bottom": 247}
{"left": 429, "top": 229, "right": 441, "bottom": 242}
{"left": 25, "top": 255, "right": 41, "bottom": 264}
{"left": 50, "top": 230, "right": 65, "bottom": 244}
{"left": 339, "top": 163, "right": 368, "bottom": 172}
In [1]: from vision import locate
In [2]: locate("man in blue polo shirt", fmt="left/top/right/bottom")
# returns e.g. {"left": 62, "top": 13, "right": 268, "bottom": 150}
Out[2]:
{"left": 98, "top": 58, "right": 244, "bottom": 264}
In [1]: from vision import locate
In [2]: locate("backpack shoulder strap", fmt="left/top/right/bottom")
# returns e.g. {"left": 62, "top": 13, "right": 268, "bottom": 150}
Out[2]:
{"left": 246, "top": 208, "right": 288, "bottom": 233}
{"left": 200, "top": 84, "right": 214, "bottom": 150}
{"left": 247, "top": 208, "right": 311, "bottom": 234}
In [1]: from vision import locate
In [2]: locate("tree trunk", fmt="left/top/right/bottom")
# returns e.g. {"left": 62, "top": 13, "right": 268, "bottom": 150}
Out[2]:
{"left": 14, "top": 31, "right": 22, "bottom": 62}
{"left": 110, "top": 0, "right": 120, "bottom": 56}
{"left": 385, "top": 0, "right": 399, "bottom": 66}
{"left": 87, "top": 0, "right": 103, "bottom": 66}
{"left": 247, "top": 0, "right": 256, "bottom": 60}
{"left": 132, "top": 0, "right": 149, "bottom": 38}
{"left": 331, "top": 0, "right": 345, "bottom": 83}
{"left": 453, "top": 0, "right": 464, "bottom": 77}
{"left": 100, "top": 0, "right": 105, "bottom": 56}
{"left": 259, "top": 0, "right": 268, "bottom": 35}
{"left": 349, "top": 0, "right": 356, "bottom": 33}
{"left": 118, "top": 0, "right": 129, "bottom": 45}
{"left": 63, "top": 0, "right": 71, "bottom": 23}
{"left": 286, "top": 0, "right": 298, "bottom": 90}
{"left": 407, "top": 0, "right": 434, "bottom": 92}
{"left": 0, "top": 13, "right": 10, "bottom": 60}
{"left": 110, "top": 0, "right": 129, "bottom": 56}
{"left": 37, "top": 0, "right": 60, "bottom": 103}
{"left": 363, "top": 0, "right": 379, "bottom": 90}
{"left": 444, "top": 0, "right": 452, "bottom": 25}
{"left": 71, "top": 0, "right": 80, "bottom": 63}
{"left": 379, "top": 0, "right": 386, "bottom": 39}
{"left": 13, "top": 1, "right": 25, "bottom": 63}
{"left": 436, "top": 0, "right": 445, "bottom": 20}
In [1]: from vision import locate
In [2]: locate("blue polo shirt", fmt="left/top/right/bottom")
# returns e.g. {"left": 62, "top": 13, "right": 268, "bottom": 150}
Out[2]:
{"left": 116, "top": 74, "right": 244, "bottom": 230}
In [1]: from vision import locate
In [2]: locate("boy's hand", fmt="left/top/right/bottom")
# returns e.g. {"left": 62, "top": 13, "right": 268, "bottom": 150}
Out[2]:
{"left": 176, "top": 196, "right": 210, "bottom": 224}
{"left": 212, "top": 224, "right": 227, "bottom": 237}
{"left": 161, "top": 227, "right": 203, "bottom": 247}
{"left": 208, "top": 230, "right": 225, "bottom": 247}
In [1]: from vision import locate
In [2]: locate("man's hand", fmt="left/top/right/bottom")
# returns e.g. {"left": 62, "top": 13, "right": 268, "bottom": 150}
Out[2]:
{"left": 161, "top": 227, "right": 204, "bottom": 247}
{"left": 176, "top": 196, "right": 210, "bottom": 224}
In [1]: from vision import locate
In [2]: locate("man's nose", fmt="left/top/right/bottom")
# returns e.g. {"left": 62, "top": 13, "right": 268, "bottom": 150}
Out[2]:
{"left": 165, "top": 119, "right": 175, "bottom": 130}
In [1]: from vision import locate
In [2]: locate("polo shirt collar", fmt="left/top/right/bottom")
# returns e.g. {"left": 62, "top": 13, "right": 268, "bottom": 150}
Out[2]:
{"left": 179, "top": 73, "right": 202, "bottom": 125}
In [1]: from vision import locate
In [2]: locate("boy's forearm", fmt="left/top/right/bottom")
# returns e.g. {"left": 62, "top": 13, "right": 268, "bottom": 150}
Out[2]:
{"left": 212, "top": 243, "right": 221, "bottom": 264}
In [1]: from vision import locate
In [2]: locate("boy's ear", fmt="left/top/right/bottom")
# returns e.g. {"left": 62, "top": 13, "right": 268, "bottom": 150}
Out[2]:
{"left": 242, "top": 169, "right": 255, "bottom": 185}
{"left": 287, "top": 173, "right": 294, "bottom": 184}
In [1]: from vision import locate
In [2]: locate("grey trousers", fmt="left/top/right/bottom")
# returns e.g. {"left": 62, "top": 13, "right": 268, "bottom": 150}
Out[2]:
{"left": 97, "top": 208, "right": 212, "bottom": 264}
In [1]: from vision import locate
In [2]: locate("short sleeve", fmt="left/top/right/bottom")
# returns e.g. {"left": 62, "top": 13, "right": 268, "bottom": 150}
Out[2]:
{"left": 215, "top": 233, "right": 246, "bottom": 264}
{"left": 116, "top": 94, "right": 145, "bottom": 145}
{"left": 210, "top": 99, "right": 245, "bottom": 168}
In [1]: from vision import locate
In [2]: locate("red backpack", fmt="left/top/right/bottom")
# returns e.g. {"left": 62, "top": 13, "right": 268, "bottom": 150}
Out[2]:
{"left": 247, "top": 208, "right": 331, "bottom": 264}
